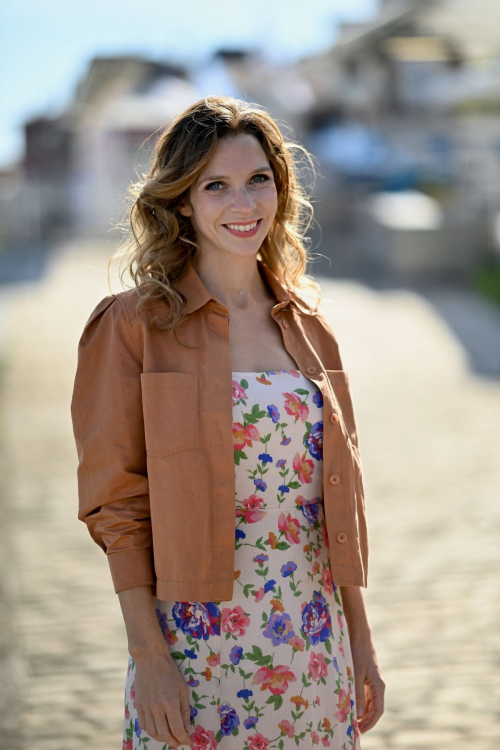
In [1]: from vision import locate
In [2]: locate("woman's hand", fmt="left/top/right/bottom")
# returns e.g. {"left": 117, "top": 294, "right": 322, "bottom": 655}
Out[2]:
{"left": 350, "top": 637, "right": 386, "bottom": 734}
{"left": 133, "top": 646, "right": 193, "bottom": 747}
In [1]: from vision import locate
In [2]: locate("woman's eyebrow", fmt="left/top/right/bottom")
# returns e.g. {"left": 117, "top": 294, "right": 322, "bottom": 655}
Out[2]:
{"left": 199, "top": 166, "right": 273, "bottom": 183}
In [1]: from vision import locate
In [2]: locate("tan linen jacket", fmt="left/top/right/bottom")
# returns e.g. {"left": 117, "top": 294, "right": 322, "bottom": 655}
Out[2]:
{"left": 71, "top": 258, "right": 369, "bottom": 601}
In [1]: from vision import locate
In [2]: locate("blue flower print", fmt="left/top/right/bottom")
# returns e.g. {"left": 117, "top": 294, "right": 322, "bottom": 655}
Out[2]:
{"left": 134, "top": 717, "right": 142, "bottom": 737}
{"left": 237, "top": 688, "right": 253, "bottom": 699}
{"left": 263, "top": 612, "right": 296, "bottom": 646}
{"left": 230, "top": 645, "right": 243, "bottom": 665}
{"left": 301, "top": 590, "right": 333, "bottom": 645}
{"left": 278, "top": 484, "right": 290, "bottom": 494}
{"left": 258, "top": 453, "right": 272, "bottom": 464}
{"left": 276, "top": 458, "right": 286, "bottom": 467}
{"left": 267, "top": 404, "right": 280, "bottom": 423}
{"left": 172, "top": 601, "right": 220, "bottom": 640}
{"left": 220, "top": 702, "right": 240, "bottom": 736}
{"left": 254, "top": 478, "right": 267, "bottom": 491}
{"left": 184, "top": 648, "right": 197, "bottom": 659}
{"left": 333, "top": 655, "right": 340, "bottom": 673}
{"left": 306, "top": 420, "right": 323, "bottom": 460}
{"left": 264, "top": 579, "right": 276, "bottom": 593}
{"left": 301, "top": 501, "right": 320, "bottom": 527}
{"left": 281, "top": 561, "right": 297, "bottom": 577}
{"left": 156, "top": 608, "right": 169, "bottom": 637}
{"left": 281, "top": 436, "right": 292, "bottom": 445}
{"left": 313, "top": 389, "right": 323, "bottom": 408}
{"left": 190, "top": 704, "right": 198, "bottom": 720}
{"left": 236, "top": 528, "right": 246, "bottom": 540}
{"left": 244, "top": 716, "right": 259, "bottom": 729}
{"left": 253, "top": 553, "right": 269, "bottom": 565}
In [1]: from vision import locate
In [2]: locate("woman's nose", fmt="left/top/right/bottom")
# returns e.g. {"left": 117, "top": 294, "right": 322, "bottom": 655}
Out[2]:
{"left": 230, "top": 187, "right": 257, "bottom": 210}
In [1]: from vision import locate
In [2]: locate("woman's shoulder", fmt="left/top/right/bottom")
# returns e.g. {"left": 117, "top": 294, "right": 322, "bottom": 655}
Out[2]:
{"left": 82, "top": 286, "right": 166, "bottom": 330}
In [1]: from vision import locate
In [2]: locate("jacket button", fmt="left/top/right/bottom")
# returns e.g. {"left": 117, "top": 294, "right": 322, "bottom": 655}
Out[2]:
{"left": 306, "top": 365, "right": 317, "bottom": 374}
{"left": 336, "top": 532, "right": 347, "bottom": 543}
{"left": 329, "top": 474, "right": 340, "bottom": 485}
{"left": 330, "top": 413, "right": 339, "bottom": 423}
{"left": 282, "top": 319, "right": 289, "bottom": 329}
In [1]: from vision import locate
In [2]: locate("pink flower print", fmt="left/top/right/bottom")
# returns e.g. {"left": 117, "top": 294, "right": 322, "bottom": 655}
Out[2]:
{"left": 278, "top": 719, "right": 295, "bottom": 737}
{"left": 283, "top": 391, "right": 309, "bottom": 422}
{"left": 289, "top": 635, "right": 305, "bottom": 651}
{"left": 221, "top": 605, "right": 250, "bottom": 636}
{"left": 322, "top": 566, "right": 333, "bottom": 596}
{"left": 251, "top": 664, "right": 297, "bottom": 695}
{"left": 294, "top": 494, "right": 307, "bottom": 506}
{"left": 308, "top": 651, "right": 329, "bottom": 681}
{"left": 122, "top": 738, "right": 133, "bottom": 749}
{"left": 314, "top": 545, "right": 321, "bottom": 558}
{"left": 130, "top": 680, "right": 136, "bottom": 708}
{"left": 337, "top": 611, "right": 344, "bottom": 630}
{"left": 311, "top": 730, "right": 320, "bottom": 744}
{"left": 190, "top": 724, "right": 218, "bottom": 749}
{"left": 339, "top": 639, "right": 345, "bottom": 658}
{"left": 316, "top": 695, "right": 321, "bottom": 705}
{"left": 334, "top": 687, "right": 351, "bottom": 723}
{"left": 236, "top": 494, "right": 266, "bottom": 523}
{"left": 233, "top": 421, "right": 260, "bottom": 451}
{"left": 232, "top": 380, "right": 248, "bottom": 403}
{"left": 321, "top": 737, "right": 331, "bottom": 746}
{"left": 124, "top": 704, "right": 130, "bottom": 719}
{"left": 248, "top": 734, "right": 271, "bottom": 749}
{"left": 207, "top": 652, "right": 220, "bottom": 667}
{"left": 278, "top": 511, "right": 301, "bottom": 544}
{"left": 312, "top": 560, "right": 320, "bottom": 575}
{"left": 254, "top": 586, "right": 265, "bottom": 602}
{"left": 292, "top": 451, "right": 314, "bottom": 484}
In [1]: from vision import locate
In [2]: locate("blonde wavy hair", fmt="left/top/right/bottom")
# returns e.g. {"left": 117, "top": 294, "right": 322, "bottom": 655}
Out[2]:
{"left": 110, "top": 94, "right": 322, "bottom": 338}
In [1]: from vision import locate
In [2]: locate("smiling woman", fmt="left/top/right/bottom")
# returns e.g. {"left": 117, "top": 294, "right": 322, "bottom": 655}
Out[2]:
{"left": 71, "top": 95, "right": 384, "bottom": 749}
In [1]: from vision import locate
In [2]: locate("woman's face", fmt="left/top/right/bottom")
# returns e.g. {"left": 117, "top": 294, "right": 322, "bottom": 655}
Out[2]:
{"left": 178, "top": 132, "right": 278, "bottom": 260}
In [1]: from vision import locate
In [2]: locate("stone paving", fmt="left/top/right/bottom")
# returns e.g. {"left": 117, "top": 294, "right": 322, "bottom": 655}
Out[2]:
{"left": 1, "top": 238, "right": 499, "bottom": 749}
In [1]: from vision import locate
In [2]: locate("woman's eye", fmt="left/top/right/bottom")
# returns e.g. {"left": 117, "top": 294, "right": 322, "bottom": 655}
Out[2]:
{"left": 252, "top": 174, "right": 270, "bottom": 183}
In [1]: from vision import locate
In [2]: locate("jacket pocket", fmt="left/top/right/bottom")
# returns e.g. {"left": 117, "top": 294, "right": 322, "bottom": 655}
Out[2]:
{"left": 325, "top": 369, "right": 360, "bottom": 458}
{"left": 140, "top": 372, "right": 199, "bottom": 458}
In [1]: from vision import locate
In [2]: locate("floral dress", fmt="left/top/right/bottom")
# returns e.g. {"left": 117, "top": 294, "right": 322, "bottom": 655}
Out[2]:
{"left": 123, "top": 369, "right": 361, "bottom": 750}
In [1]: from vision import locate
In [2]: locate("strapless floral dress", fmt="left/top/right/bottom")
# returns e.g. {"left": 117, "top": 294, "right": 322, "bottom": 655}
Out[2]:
{"left": 123, "top": 369, "right": 361, "bottom": 749}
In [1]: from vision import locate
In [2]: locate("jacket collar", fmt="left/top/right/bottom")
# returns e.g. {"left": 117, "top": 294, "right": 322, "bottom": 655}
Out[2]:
{"left": 171, "top": 258, "right": 316, "bottom": 316}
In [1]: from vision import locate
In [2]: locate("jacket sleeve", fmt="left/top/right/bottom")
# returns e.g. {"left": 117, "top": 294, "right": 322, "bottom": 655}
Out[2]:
{"left": 70, "top": 294, "right": 156, "bottom": 594}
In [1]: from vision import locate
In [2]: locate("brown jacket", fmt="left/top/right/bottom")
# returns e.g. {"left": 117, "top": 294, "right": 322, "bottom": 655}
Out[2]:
{"left": 70, "top": 258, "right": 369, "bottom": 601}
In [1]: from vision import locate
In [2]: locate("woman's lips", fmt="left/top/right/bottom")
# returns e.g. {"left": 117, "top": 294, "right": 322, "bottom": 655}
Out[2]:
{"left": 223, "top": 219, "right": 263, "bottom": 237}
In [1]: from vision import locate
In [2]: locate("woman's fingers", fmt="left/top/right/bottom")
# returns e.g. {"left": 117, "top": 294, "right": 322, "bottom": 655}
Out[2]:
{"left": 179, "top": 681, "right": 193, "bottom": 735}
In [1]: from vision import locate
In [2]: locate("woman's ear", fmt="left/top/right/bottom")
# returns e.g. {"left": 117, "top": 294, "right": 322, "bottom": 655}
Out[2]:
{"left": 178, "top": 200, "right": 193, "bottom": 218}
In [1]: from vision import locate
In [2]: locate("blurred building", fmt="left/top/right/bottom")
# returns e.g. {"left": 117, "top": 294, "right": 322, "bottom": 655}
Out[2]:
{"left": 295, "top": 0, "right": 500, "bottom": 278}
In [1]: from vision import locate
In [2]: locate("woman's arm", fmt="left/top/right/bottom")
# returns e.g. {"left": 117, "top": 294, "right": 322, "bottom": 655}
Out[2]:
{"left": 340, "top": 585, "right": 385, "bottom": 735}
{"left": 118, "top": 585, "right": 169, "bottom": 658}
{"left": 71, "top": 295, "right": 156, "bottom": 593}
{"left": 118, "top": 585, "right": 192, "bottom": 746}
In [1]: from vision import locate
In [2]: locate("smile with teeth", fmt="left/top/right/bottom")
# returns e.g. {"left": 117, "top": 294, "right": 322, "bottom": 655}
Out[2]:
{"left": 224, "top": 219, "right": 262, "bottom": 232}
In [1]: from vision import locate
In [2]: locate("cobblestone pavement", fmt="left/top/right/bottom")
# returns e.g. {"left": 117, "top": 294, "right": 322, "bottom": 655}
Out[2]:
{"left": 1, "top": 238, "right": 499, "bottom": 749}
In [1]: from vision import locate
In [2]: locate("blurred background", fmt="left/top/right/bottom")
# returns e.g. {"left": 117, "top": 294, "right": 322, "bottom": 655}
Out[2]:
{"left": 1, "top": 0, "right": 499, "bottom": 748}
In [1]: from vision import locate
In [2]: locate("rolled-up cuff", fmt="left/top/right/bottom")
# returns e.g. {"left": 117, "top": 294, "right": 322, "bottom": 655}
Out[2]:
{"left": 107, "top": 548, "right": 156, "bottom": 593}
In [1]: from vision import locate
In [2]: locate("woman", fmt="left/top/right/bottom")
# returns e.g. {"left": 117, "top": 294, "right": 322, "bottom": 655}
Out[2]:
{"left": 71, "top": 95, "right": 385, "bottom": 749}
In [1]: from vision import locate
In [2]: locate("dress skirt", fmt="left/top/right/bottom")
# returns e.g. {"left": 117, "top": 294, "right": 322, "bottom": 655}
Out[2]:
{"left": 123, "top": 369, "right": 361, "bottom": 749}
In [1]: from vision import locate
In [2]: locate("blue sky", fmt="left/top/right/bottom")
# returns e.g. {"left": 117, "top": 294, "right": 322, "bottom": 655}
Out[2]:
{"left": 0, "top": 0, "right": 377, "bottom": 169}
